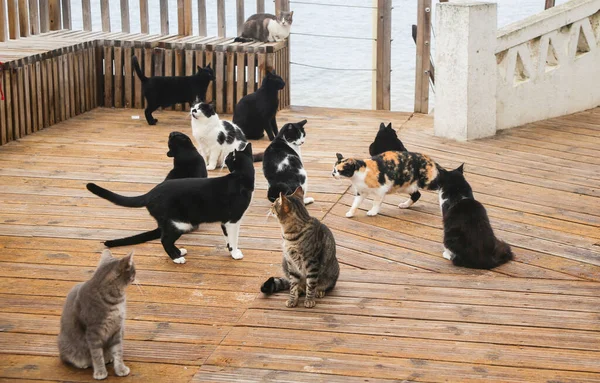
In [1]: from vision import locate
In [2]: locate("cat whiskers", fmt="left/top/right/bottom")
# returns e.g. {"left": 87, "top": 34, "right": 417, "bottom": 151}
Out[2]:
{"left": 265, "top": 209, "right": 274, "bottom": 222}
{"left": 132, "top": 279, "right": 147, "bottom": 301}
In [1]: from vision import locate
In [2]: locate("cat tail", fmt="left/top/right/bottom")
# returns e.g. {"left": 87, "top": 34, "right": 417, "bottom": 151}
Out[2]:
{"left": 132, "top": 56, "right": 147, "bottom": 82}
{"left": 105, "top": 228, "right": 161, "bottom": 247}
{"left": 234, "top": 37, "right": 254, "bottom": 43}
{"left": 490, "top": 239, "right": 514, "bottom": 268}
{"left": 267, "top": 183, "right": 292, "bottom": 202}
{"left": 252, "top": 152, "right": 264, "bottom": 162}
{"left": 261, "top": 277, "right": 290, "bottom": 295}
{"left": 86, "top": 183, "right": 148, "bottom": 208}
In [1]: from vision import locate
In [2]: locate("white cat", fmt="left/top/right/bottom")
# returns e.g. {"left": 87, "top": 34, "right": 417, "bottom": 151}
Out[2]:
{"left": 191, "top": 102, "right": 248, "bottom": 170}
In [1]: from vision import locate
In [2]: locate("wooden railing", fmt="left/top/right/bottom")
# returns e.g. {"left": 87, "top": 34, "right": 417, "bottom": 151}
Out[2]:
{"left": 0, "top": 0, "right": 292, "bottom": 41}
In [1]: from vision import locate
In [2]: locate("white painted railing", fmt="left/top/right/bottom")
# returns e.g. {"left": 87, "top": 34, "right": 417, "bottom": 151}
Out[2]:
{"left": 434, "top": 0, "right": 600, "bottom": 141}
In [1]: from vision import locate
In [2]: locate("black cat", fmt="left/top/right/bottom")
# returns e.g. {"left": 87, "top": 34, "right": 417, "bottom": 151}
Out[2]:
{"left": 104, "top": 131, "right": 207, "bottom": 248}
{"left": 233, "top": 70, "right": 285, "bottom": 141}
{"left": 133, "top": 56, "right": 215, "bottom": 126}
{"left": 87, "top": 143, "right": 255, "bottom": 264}
{"left": 262, "top": 120, "right": 314, "bottom": 205}
{"left": 437, "top": 164, "right": 514, "bottom": 269}
{"left": 369, "top": 122, "right": 407, "bottom": 156}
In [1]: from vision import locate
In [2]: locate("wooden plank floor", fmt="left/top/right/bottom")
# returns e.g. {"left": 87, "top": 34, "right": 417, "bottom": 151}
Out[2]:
{"left": 0, "top": 106, "right": 599, "bottom": 382}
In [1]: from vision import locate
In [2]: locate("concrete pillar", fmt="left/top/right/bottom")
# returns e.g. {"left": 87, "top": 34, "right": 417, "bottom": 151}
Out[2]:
{"left": 434, "top": 1, "right": 497, "bottom": 141}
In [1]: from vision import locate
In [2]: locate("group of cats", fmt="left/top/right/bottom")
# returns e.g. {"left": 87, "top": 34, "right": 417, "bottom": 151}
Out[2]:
{"left": 57, "top": 10, "right": 513, "bottom": 380}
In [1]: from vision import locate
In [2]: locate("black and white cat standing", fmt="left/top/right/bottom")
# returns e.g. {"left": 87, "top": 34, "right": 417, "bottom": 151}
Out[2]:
{"left": 262, "top": 120, "right": 314, "bottom": 205}
{"left": 233, "top": 70, "right": 285, "bottom": 141}
{"left": 86, "top": 143, "right": 255, "bottom": 264}
{"left": 191, "top": 101, "right": 247, "bottom": 170}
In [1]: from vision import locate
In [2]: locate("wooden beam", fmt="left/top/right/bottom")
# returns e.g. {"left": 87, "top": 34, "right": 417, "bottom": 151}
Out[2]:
{"left": 49, "top": 0, "right": 60, "bottom": 30}
{"left": 81, "top": 0, "right": 91, "bottom": 31}
{"left": 545, "top": 0, "right": 555, "bottom": 9}
{"left": 17, "top": 0, "right": 28, "bottom": 37}
{"left": 217, "top": 0, "right": 225, "bottom": 37}
{"left": 62, "top": 0, "right": 72, "bottom": 29}
{"left": 414, "top": 0, "right": 431, "bottom": 113}
{"left": 0, "top": 0, "right": 8, "bottom": 41}
{"left": 160, "top": 0, "right": 169, "bottom": 34}
{"left": 39, "top": 0, "right": 49, "bottom": 32}
{"left": 100, "top": 0, "right": 110, "bottom": 32}
{"left": 236, "top": 0, "right": 244, "bottom": 35}
{"left": 375, "top": 0, "right": 391, "bottom": 110}
{"left": 7, "top": 0, "right": 18, "bottom": 39}
{"left": 139, "top": 0, "right": 149, "bottom": 34}
{"left": 257, "top": 0, "right": 264, "bottom": 13}
{"left": 120, "top": 0, "right": 130, "bottom": 32}
{"left": 177, "top": 0, "right": 192, "bottom": 35}
{"left": 412, "top": 24, "right": 434, "bottom": 85}
{"left": 197, "top": 0, "right": 206, "bottom": 36}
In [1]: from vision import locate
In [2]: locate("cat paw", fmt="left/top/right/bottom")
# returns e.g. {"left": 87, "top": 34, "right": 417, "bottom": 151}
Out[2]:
{"left": 206, "top": 164, "right": 217, "bottom": 171}
{"left": 148, "top": 119, "right": 158, "bottom": 126}
{"left": 304, "top": 299, "right": 316, "bottom": 308}
{"left": 230, "top": 249, "right": 244, "bottom": 260}
{"left": 114, "top": 364, "right": 130, "bottom": 377}
{"left": 316, "top": 290, "right": 326, "bottom": 298}
{"left": 179, "top": 248, "right": 188, "bottom": 256}
{"left": 345, "top": 211, "right": 355, "bottom": 218}
{"left": 173, "top": 256, "right": 186, "bottom": 264}
{"left": 303, "top": 197, "right": 315, "bottom": 205}
{"left": 398, "top": 200, "right": 413, "bottom": 209}
{"left": 285, "top": 298, "right": 298, "bottom": 308}
{"left": 442, "top": 250, "right": 454, "bottom": 260}
{"left": 93, "top": 368, "right": 108, "bottom": 380}
{"left": 366, "top": 209, "right": 379, "bottom": 217}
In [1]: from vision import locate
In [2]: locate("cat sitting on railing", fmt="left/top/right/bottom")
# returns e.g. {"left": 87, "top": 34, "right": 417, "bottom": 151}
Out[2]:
{"left": 234, "top": 11, "right": 294, "bottom": 43}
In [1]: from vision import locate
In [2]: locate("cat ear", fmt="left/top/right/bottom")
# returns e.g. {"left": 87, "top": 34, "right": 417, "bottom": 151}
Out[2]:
{"left": 99, "top": 249, "right": 113, "bottom": 266}
{"left": 456, "top": 163, "right": 465, "bottom": 173}
{"left": 379, "top": 123, "right": 386, "bottom": 131}
{"left": 290, "top": 11, "right": 294, "bottom": 17}
{"left": 336, "top": 153, "right": 344, "bottom": 161}
{"left": 242, "top": 142, "right": 252, "bottom": 155}
{"left": 280, "top": 193, "right": 291, "bottom": 213}
{"left": 205, "top": 64, "right": 212, "bottom": 69}
{"left": 386, "top": 122, "right": 392, "bottom": 130}
{"left": 121, "top": 251, "right": 134, "bottom": 271}
{"left": 291, "top": 186, "right": 304, "bottom": 199}
{"left": 298, "top": 119, "right": 307, "bottom": 127}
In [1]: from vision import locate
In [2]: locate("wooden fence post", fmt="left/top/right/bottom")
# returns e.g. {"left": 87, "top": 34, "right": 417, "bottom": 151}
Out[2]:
{"left": 17, "top": 0, "right": 29, "bottom": 37}
{"left": 7, "top": 0, "right": 18, "bottom": 39}
{"left": 217, "top": 0, "right": 225, "bottom": 37}
{"left": 82, "top": 0, "right": 91, "bottom": 31}
{"left": 139, "top": 0, "right": 149, "bottom": 34}
{"left": 62, "top": 0, "right": 72, "bottom": 29}
{"left": 178, "top": 0, "right": 192, "bottom": 35}
{"left": 374, "top": 0, "right": 391, "bottom": 110}
{"left": 0, "top": 0, "right": 8, "bottom": 41}
{"left": 198, "top": 0, "right": 207, "bottom": 36}
{"left": 275, "top": 0, "right": 290, "bottom": 14}
{"left": 257, "top": 0, "right": 264, "bottom": 13}
{"left": 236, "top": 0, "right": 244, "bottom": 35}
{"left": 101, "top": 0, "right": 111, "bottom": 32}
{"left": 49, "top": 0, "right": 61, "bottom": 30}
{"left": 414, "top": 0, "right": 432, "bottom": 113}
{"left": 120, "top": 0, "right": 130, "bottom": 32}
{"left": 545, "top": 0, "right": 555, "bottom": 9}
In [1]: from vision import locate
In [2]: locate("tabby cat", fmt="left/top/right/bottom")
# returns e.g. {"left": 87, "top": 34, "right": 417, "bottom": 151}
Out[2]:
{"left": 333, "top": 151, "right": 440, "bottom": 217}
{"left": 234, "top": 11, "right": 294, "bottom": 43}
{"left": 58, "top": 250, "right": 135, "bottom": 380}
{"left": 438, "top": 164, "right": 514, "bottom": 269}
{"left": 261, "top": 187, "right": 339, "bottom": 308}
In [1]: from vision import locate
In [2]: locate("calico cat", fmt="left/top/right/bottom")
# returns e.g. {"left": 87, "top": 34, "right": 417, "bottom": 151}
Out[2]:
{"left": 333, "top": 151, "right": 439, "bottom": 217}
{"left": 133, "top": 56, "right": 215, "bottom": 125}
{"left": 233, "top": 69, "right": 285, "bottom": 141}
{"left": 58, "top": 250, "right": 135, "bottom": 380}
{"left": 261, "top": 120, "right": 314, "bottom": 205}
{"left": 261, "top": 187, "right": 339, "bottom": 308}
{"left": 87, "top": 143, "right": 255, "bottom": 264}
{"left": 191, "top": 101, "right": 247, "bottom": 170}
{"left": 437, "top": 164, "right": 514, "bottom": 269}
{"left": 369, "top": 122, "right": 407, "bottom": 156}
{"left": 104, "top": 131, "right": 207, "bottom": 248}
{"left": 234, "top": 11, "right": 294, "bottom": 43}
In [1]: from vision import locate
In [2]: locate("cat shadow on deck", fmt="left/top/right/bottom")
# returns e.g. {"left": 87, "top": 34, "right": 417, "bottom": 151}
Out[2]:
{"left": 132, "top": 55, "right": 215, "bottom": 126}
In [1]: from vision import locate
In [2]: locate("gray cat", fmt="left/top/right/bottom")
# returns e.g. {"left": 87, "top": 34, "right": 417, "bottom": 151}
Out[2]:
{"left": 58, "top": 250, "right": 135, "bottom": 380}
{"left": 261, "top": 187, "right": 339, "bottom": 308}
{"left": 234, "top": 11, "right": 294, "bottom": 43}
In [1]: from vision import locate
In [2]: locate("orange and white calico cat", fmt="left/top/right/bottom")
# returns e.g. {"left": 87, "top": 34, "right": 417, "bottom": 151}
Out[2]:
{"left": 332, "top": 151, "right": 440, "bottom": 217}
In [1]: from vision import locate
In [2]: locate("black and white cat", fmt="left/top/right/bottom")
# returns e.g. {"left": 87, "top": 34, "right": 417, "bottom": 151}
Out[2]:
{"left": 133, "top": 56, "right": 214, "bottom": 125}
{"left": 233, "top": 70, "right": 285, "bottom": 141}
{"left": 262, "top": 120, "right": 314, "bottom": 205}
{"left": 436, "top": 164, "right": 514, "bottom": 269}
{"left": 369, "top": 122, "right": 408, "bottom": 156}
{"left": 87, "top": 143, "right": 255, "bottom": 264}
{"left": 234, "top": 11, "right": 294, "bottom": 43}
{"left": 191, "top": 102, "right": 248, "bottom": 171}
{"left": 104, "top": 131, "right": 207, "bottom": 248}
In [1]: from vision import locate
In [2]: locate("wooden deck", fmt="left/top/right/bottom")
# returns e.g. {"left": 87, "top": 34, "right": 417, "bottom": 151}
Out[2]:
{"left": 0, "top": 106, "right": 599, "bottom": 382}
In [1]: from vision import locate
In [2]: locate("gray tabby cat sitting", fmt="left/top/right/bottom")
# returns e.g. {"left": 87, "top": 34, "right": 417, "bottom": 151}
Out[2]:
{"left": 234, "top": 11, "right": 294, "bottom": 43}
{"left": 262, "top": 187, "right": 339, "bottom": 308}
{"left": 58, "top": 250, "right": 135, "bottom": 380}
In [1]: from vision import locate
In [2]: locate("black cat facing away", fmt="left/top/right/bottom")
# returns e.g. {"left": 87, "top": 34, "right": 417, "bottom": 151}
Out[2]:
{"left": 369, "top": 122, "right": 408, "bottom": 156}
{"left": 437, "top": 164, "right": 514, "bottom": 269}
{"left": 133, "top": 56, "right": 215, "bottom": 125}
{"left": 233, "top": 69, "right": 285, "bottom": 141}
{"left": 87, "top": 143, "right": 255, "bottom": 264}
{"left": 104, "top": 131, "right": 207, "bottom": 248}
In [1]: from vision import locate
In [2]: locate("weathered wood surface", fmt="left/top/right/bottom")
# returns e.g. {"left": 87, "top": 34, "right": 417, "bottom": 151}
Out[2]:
{"left": 0, "top": 107, "right": 599, "bottom": 382}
